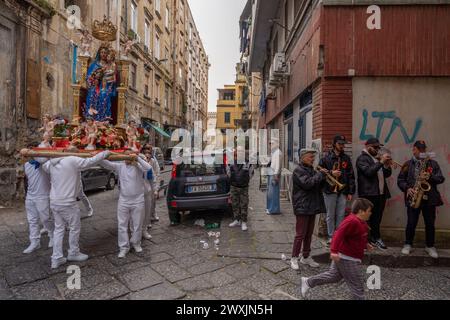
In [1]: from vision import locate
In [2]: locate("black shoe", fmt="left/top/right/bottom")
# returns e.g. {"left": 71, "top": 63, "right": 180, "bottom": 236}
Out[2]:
{"left": 374, "top": 239, "right": 388, "bottom": 250}
{"left": 170, "top": 221, "right": 180, "bottom": 226}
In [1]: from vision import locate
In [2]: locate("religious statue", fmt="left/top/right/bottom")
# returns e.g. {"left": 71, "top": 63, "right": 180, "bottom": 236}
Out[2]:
{"left": 79, "top": 29, "right": 93, "bottom": 57}
{"left": 85, "top": 117, "right": 98, "bottom": 150}
{"left": 121, "top": 38, "right": 136, "bottom": 58}
{"left": 38, "top": 114, "right": 55, "bottom": 148}
{"left": 126, "top": 120, "right": 139, "bottom": 151}
{"left": 85, "top": 42, "right": 118, "bottom": 122}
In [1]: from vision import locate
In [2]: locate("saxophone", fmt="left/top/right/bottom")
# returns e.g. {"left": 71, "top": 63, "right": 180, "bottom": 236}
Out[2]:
{"left": 409, "top": 157, "right": 432, "bottom": 209}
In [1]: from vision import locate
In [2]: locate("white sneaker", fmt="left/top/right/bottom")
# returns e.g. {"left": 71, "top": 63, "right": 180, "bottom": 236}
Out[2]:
{"left": 23, "top": 242, "right": 41, "bottom": 254}
{"left": 87, "top": 209, "right": 94, "bottom": 217}
{"left": 425, "top": 247, "right": 439, "bottom": 259}
{"left": 241, "top": 222, "right": 248, "bottom": 231}
{"left": 300, "top": 277, "right": 311, "bottom": 298}
{"left": 48, "top": 237, "right": 54, "bottom": 248}
{"left": 51, "top": 257, "right": 67, "bottom": 269}
{"left": 133, "top": 245, "right": 143, "bottom": 253}
{"left": 151, "top": 216, "right": 160, "bottom": 222}
{"left": 67, "top": 253, "right": 89, "bottom": 262}
{"left": 40, "top": 228, "right": 48, "bottom": 235}
{"left": 290, "top": 257, "right": 299, "bottom": 270}
{"left": 229, "top": 220, "right": 241, "bottom": 228}
{"left": 143, "top": 230, "right": 152, "bottom": 240}
{"left": 118, "top": 249, "right": 129, "bottom": 259}
{"left": 300, "top": 256, "right": 320, "bottom": 268}
{"left": 401, "top": 245, "right": 412, "bottom": 255}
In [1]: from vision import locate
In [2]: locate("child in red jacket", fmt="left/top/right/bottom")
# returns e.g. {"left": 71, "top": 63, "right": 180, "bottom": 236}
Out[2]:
{"left": 300, "top": 198, "right": 374, "bottom": 300}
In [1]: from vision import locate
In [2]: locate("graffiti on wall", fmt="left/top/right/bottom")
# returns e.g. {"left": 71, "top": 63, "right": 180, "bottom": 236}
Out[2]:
{"left": 359, "top": 109, "right": 423, "bottom": 144}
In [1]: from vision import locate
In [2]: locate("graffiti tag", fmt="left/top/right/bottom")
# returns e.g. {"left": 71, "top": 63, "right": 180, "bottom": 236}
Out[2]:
{"left": 359, "top": 109, "right": 423, "bottom": 144}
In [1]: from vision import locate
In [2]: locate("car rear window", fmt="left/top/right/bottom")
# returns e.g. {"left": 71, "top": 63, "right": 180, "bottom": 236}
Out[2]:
{"left": 177, "top": 164, "right": 226, "bottom": 177}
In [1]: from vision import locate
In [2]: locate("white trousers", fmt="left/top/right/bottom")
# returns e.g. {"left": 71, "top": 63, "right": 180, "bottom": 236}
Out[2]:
{"left": 25, "top": 198, "right": 54, "bottom": 243}
{"left": 118, "top": 200, "right": 144, "bottom": 250}
{"left": 51, "top": 204, "right": 81, "bottom": 261}
{"left": 79, "top": 189, "right": 93, "bottom": 212}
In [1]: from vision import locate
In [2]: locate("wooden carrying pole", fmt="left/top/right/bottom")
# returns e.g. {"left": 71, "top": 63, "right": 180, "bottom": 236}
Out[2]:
{"left": 20, "top": 149, "right": 137, "bottom": 162}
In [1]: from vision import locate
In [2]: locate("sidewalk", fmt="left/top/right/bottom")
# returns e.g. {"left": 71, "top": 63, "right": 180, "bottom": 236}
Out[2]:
{"left": 218, "top": 170, "right": 450, "bottom": 268}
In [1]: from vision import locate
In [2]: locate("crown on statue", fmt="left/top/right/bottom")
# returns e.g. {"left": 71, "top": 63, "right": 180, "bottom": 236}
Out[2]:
{"left": 92, "top": 15, "right": 117, "bottom": 41}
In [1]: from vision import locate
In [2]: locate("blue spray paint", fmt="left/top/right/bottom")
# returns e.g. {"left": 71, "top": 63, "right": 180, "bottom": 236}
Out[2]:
{"left": 359, "top": 108, "right": 423, "bottom": 144}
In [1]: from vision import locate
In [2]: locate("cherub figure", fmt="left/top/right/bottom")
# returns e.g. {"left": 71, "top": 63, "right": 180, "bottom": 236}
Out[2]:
{"left": 85, "top": 117, "right": 98, "bottom": 150}
{"left": 79, "top": 29, "right": 93, "bottom": 57}
{"left": 121, "top": 38, "right": 136, "bottom": 58}
{"left": 126, "top": 120, "right": 139, "bottom": 151}
{"left": 38, "top": 114, "right": 55, "bottom": 147}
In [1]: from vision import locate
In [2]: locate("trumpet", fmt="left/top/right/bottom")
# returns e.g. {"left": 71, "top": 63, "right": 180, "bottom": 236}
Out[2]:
{"left": 316, "top": 165, "right": 346, "bottom": 192}
{"left": 376, "top": 148, "right": 403, "bottom": 169}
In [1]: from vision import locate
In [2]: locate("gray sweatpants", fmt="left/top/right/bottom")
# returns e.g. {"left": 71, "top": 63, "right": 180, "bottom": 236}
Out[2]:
{"left": 307, "top": 260, "right": 365, "bottom": 300}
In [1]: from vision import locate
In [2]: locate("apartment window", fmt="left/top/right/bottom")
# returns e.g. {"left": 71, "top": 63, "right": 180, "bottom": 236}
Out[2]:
{"left": 155, "top": 0, "right": 161, "bottom": 14}
{"left": 144, "top": 75, "right": 149, "bottom": 97}
{"left": 155, "top": 81, "right": 160, "bottom": 103}
{"left": 154, "top": 33, "right": 160, "bottom": 59}
{"left": 223, "top": 92, "right": 234, "bottom": 101}
{"left": 165, "top": 6, "right": 170, "bottom": 30}
{"left": 179, "top": 1, "right": 184, "bottom": 18}
{"left": 144, "top": 20, "right": 151, "bottom": 49}
{"left": 131, "top": 1, "right": 138, "bottom": 32}
{"left": 224, "top": 112, "right": 231, "bottom": 124}
{"left": 130, "top": 64, "right": 137, "bottom": 89}
{"left": 165, "top": 47, "right": 169, "bottom": 60}
{"left": 164, "top": 87, "right": 169, "bottom": 110}
{"left": 179, "top": 67, "right": 182, "bottom": 81}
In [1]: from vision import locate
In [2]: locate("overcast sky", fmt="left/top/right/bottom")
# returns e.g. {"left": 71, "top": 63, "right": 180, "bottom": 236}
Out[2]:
{"left": 188, "top": 0, "right": 247, "bottom": 112}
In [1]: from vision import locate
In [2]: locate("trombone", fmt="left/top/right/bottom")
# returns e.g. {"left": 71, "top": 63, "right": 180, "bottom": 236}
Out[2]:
{"left": 316, "top": 165, "right": 346, "bottom": 192}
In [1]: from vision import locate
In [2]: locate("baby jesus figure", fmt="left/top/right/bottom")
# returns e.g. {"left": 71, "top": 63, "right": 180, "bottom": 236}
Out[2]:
{"left": 38, "top": 114, "right": 55, "bottom": 148}
{"left": 85, "top": 117, "right": 98, "bottom": 150}
{"left": 126, "top": 120, "right": 139, "bottom": 152}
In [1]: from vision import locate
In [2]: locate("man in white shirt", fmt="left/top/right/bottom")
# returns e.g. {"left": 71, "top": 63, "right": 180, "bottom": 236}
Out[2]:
{"left": 141, "top": 147, "right": 160, "bottom": 240}
{"left": 100, "top": 151, "right": 153, "bottom": 258}
{"left": 22, "top": 143, "right": 55, "bottom": 254}
{"left": 266, "top": 139, "right": 282, "bottom": 215}
{"left": 42, "top": 149, "right": 111, "bottom": 269}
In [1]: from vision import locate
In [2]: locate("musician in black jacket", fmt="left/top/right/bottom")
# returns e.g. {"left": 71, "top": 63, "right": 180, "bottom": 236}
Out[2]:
{"left": 356, "top": 138, "right": 392, "bottom": 250}
{"left": 319, "top": 135, "right": 356, "bottom": 245}
{"left": 397, "top": 141, "right": 445, "bottom": 259}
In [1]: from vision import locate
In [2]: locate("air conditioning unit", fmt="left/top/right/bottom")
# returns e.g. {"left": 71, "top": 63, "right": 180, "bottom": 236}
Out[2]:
{"left": 272, "top": 52, "right": 290, "bottom": 75}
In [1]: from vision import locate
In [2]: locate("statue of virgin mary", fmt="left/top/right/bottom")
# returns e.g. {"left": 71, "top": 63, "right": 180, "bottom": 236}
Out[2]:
{"left": 85, "top": 42, "right": 118, "bottom": 121}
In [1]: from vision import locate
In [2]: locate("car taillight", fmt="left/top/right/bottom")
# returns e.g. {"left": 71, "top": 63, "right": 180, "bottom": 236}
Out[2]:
{"left": 223, "top": 154, "right": 227, "bottom": 166}
{"left": 171, "top": 164, "right": 177, "bottom": 178}
{"left": 170, "top": 201, "right": 177, "bottom": 208}
{"left": 227, "top": 197, "right": 232, "bottom": 205}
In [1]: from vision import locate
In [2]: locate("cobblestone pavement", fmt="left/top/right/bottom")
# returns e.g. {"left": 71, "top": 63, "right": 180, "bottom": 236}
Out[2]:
{"left": 0, "top": 170, "right": 449, "bottom": 300}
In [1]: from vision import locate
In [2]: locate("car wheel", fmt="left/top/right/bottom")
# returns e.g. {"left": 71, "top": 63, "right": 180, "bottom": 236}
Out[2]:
{"left": 169, "top": 209, "right": 181, "bottom": 225}
{"left": 225, "top": 205, "right": 233, "bottom": 217}
{"left": 105, "top": 175, "right": 116, "bottom": 190}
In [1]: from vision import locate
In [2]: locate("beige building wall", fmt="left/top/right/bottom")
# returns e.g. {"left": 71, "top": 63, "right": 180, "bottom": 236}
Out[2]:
{"left": 352, "top": 77, "right": 450, "bottom": 243}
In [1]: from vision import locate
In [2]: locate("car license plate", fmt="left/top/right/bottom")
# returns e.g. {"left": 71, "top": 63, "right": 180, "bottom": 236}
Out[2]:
{"left": 187, "top": 184, "right": 217, "bottom": 193}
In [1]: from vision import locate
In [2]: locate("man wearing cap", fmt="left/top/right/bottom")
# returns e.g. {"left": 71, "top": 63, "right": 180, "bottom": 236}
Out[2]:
{"left": 319, "top": 135, "right": 356, "bottom": 245}
{"left": 290, "top": 148, "right": 327, "bottom": 270}
{"left": 397, "top": 141, "right": 445, "bottom": 258}
{"left": 356, "top": 137, "right": 392, "bottom": 250}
